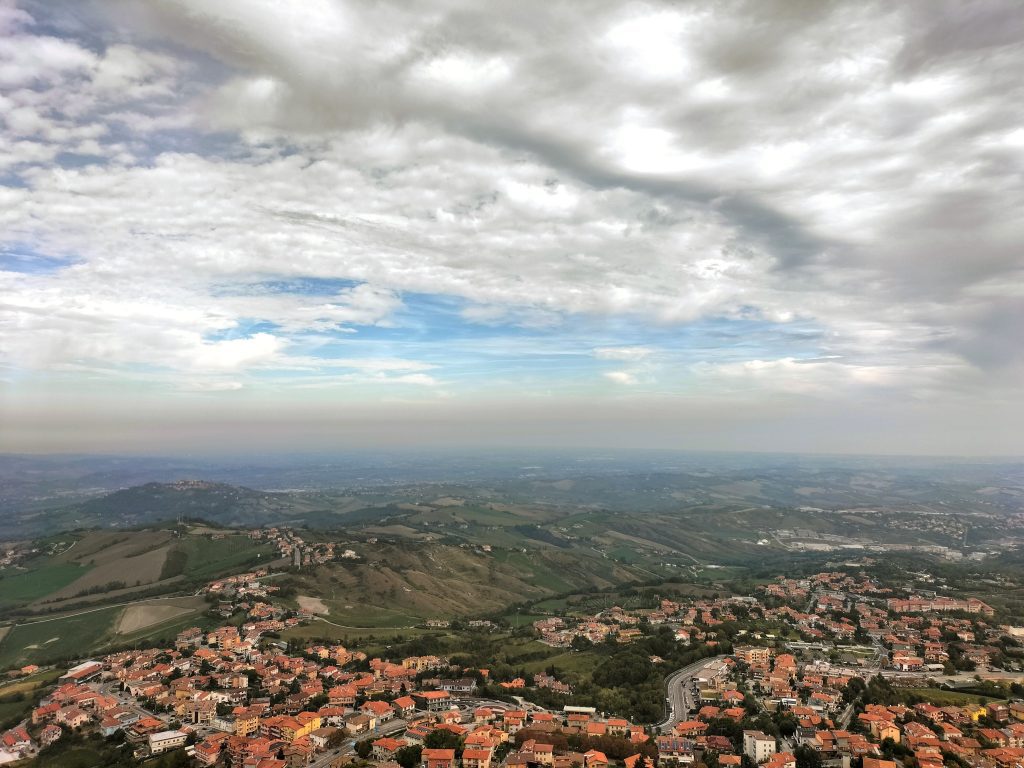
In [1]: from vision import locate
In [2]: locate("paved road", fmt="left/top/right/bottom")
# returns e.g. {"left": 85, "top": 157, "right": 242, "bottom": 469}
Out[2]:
{"left": 655, "top": 656, "right": 726, "bottom": 734}
{"left": 307, "top": 718, "right": 410, "bottom": 768}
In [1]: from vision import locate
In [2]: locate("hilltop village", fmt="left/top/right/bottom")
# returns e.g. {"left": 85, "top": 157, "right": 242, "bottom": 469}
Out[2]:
{"left": 4, "top": 562, "right": 1024, "bottom": 768}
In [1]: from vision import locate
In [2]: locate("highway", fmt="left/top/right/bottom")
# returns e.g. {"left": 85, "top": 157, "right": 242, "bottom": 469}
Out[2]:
{"left": 655, "top": 655, "right": 726, "bottom": 734}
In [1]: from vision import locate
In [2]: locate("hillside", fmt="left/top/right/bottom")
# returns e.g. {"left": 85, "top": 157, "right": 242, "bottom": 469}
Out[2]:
{"left": 284, "top": 541, "right": 654, "bottom": 626}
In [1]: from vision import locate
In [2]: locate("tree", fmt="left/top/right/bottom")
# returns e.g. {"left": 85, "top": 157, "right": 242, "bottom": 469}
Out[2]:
{"left": 328, "top": 729, "right": 347, "bottom": 749}
{"left": 571, "top": 635, "right": 593, "bottom": 651}
{"left": 355, "top": 739, "right": 373, "bottom": 759}
{"left": 395, "top": 745, "right": 423, "bottom": 768}
{"left": 777, "top": 713, "right": 797, "bottom": 737}
{"left": 795, "top": 745, "right": 822, "bottom": 768}
{"left": 425, "top": 729, "right": 463, "bottom": 752}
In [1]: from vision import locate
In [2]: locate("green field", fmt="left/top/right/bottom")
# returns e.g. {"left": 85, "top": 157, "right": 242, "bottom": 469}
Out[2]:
{"left": 280, "top": 619, "right": 443, "bottom": 649}
{"left": 318, "top": 599, "right": 424, "bottom": 628}
{"left": 0, "top": 606, "right": 122, "bottom": 670}
{"left": 900, "top": 687, "right": 1006, "bottom": 707}
{"left": 0, "top": 563, "right": 91, "bottom": 608}
{"left": 114, "top": 605, "right": 215, "bottom": 648}
{"left": 519, "top": 647, "right": 601, "bottom": 680}
{"left": 488, "top": 550, "right": 578, "bottom": 593}
{"left": 0, "top": 668, "right": 64, "bottom": 729}
{"left": 165, "top": 535, "right": 276, "bottom": 582}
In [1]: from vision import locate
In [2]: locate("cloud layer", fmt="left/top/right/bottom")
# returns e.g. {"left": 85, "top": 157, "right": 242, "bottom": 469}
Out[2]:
{"left": 1, "top": 0, "right": 1022, "bottom": 454}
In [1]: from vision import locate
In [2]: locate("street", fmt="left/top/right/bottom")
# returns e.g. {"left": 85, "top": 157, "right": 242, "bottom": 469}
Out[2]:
{"left": 655, "top": 655, "right": 726, "bottom": 734}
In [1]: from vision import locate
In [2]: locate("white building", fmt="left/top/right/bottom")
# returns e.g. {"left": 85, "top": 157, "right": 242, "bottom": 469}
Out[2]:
{"left": 743, "top": 731, "right": 776, "bottom": 764}
{"left": 148, "top": 730, "right": 187, "bottom": 755}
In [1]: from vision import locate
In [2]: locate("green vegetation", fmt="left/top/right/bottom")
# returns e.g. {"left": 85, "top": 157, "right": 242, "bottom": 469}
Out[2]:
{"left": 280, "top": 620, "right": 445, "bottom": 654}
{"left": 0, "top": 563, "right": 90, "bottom": 608}
{"left": 0, "top": 668, "right": 63, "bottom": 730}
{"left": 27, "top": 731, "right": 165, "bottom": 768}
{"left": 900, "top": 687, "right": 1005, "bottom": 707}
{"left": 167, "top": 535, "right": 275, "bottom": 583}
{"left": 0, "top": 606, "right": 122, "bottom": 669}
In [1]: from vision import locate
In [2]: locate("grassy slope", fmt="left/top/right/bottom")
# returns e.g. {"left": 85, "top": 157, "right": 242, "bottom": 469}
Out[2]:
{"left": 164, "top": 534, "right": 276, "bottom": 582}
{"left": 289, "top": 541, "right": 653, "bottom": 626}
{"left": 0, "top": 606, "right": 122, "bottom": 669}
{"left": 0, "top": 668, "right": 64, "bottom": 728}
{"left": 0, "top": 564, "right": 91, "bottom": 608}
{"left": 900, "top": 687, "right": 1007, "bottom": 707}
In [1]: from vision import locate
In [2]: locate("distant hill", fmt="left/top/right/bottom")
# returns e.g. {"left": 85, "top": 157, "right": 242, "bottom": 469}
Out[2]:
{"left": 0, "top": 480, "right": 340, "bottom": 537}
{"left": 74, "top": 480, "right": 300, "bottom": 527}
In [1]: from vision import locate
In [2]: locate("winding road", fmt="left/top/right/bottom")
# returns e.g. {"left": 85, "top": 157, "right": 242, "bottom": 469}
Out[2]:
{"left": 655, "top": 655, "right": 727, "bottom": 734}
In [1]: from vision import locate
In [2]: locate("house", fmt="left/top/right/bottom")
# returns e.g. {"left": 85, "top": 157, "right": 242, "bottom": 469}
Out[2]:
{"left": 148, "top": 730, "right": 188, "bottom": 755}
{"left": 393, "top": 696, "right": 417, "bottom": 719}
{"left": 329, "top": 685, "right": 357, "bottom": 707}
{"left": 373, "top": 737, "right": 405, "bottom": 761}
{"left": 584, "top": 750, "right": 609, "bottom": 768}
{"left": 422, "top": 748, "right": 457, "bottom": 768}
{"left": 194, "top": 738, "right": 224, "bottom": 767}
{"left": 675, "top": 721, "right": 707, "bottom": 737}
{"left": 40, "top": 724, "right": 62, "bottom": 747}
{"left": 1, "top": 727, "right": 32, "bottom": 753}
{"left": 522, "top": 740, "right": 554, "bottom": 766}
{"left": 606, "top": 718, "right": 630, "bottom": 737}
{"left": 463, "top": 748, "right": 493, "bottom": 768}
{"left": 763, "top": 753, "right": 796, "bottom": 768}
{"left": 439, "top": 678, "right": 477, "bottom": 694}
{"left": 655, "top": 736, "right": 695, "bottom": 765}
{"left": 413, "top": 691, "right": 452, "bottom": 711}
{"left": 310, "top": 726, "right": 340, "bottom": 751}
{"left": 55, "top": 706, "right": 90, "bottom": 729}
{"left": 988, "top": 703, "right": 1011, "bottom": 723}
{"left": 362, "top": 700, "right": 395, "bottom": 722}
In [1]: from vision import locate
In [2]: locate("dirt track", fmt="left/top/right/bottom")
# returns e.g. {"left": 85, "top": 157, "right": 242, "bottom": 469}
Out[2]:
{"left": 297, "top": 595, "right": 329, "bottom": 614}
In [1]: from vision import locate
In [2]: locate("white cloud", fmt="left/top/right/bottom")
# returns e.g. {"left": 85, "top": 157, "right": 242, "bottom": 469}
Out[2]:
{"left": 188, "top": 333, "right": 285, "bottom": 372}
{"left": 603, "top": 370, "right": 637, "bottom": 385}
{"left": 593, "top": 346, "right": 654, "bottom": 361}
{"left": 0, "top": 0, "right": 1021, "bottom": 451}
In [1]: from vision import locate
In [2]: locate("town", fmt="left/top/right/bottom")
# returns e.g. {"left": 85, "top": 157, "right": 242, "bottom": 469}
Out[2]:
{"left": 5, "top": 560, "right": 1024, "bottom": 768}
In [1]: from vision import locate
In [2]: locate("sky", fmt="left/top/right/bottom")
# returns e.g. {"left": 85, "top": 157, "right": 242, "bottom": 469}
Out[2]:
{"left": 0, "top": 0, "right": 1022, "bottom": 456}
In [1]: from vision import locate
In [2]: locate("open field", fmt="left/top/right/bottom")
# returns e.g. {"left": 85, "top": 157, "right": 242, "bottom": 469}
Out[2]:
{"left": 0, "top": 530, "right": 276, "bottom": 619}
{"left": 114, "top": 608, "right": 224, "bottom": 649}
{"left": 280, "top": 619, "right": 443, "bottom": 646}
{"left": 161, "top": 534, "right": 276, "bottom": 582}
{"left": 0, "top": 606, "right": 122, "bottom": 670}
{"left": 115, "top": 598, "right": 203, "bottom": 634}
{"left": 0, "top": 668, "right": 64, "bottom": 698}
{"left": 53, "top": 531, "right": 173, "bottom": 566}
{"left": 0, "top": 563, "right": 90, "bottom": 608}
{"left": 900, "top": 687, "right": 1007, "bottom": 706}
{"left": 0, "top": 668, "right": 64, "bottom": 728}
{"left": 519, "top": 647, "right": 601, "bottom": 680}
{"left": 319, "top": 599, "right": 423, "bottom": 627}
{"left": 43, "top": 544, "right": 171, "bottom": 602}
